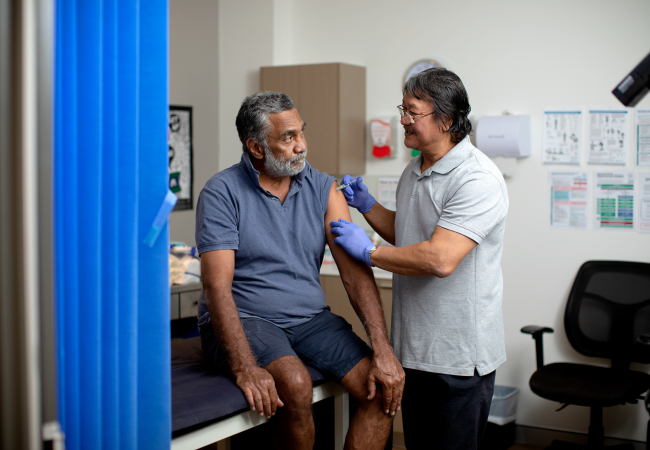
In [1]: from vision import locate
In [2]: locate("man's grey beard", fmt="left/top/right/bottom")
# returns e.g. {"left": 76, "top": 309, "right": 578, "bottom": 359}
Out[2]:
{"left": 263, "top": 145, "right": 308, "bottom": 178}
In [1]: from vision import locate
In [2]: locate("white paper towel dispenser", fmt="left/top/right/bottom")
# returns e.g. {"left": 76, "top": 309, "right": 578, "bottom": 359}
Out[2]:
{"left": 476, "top": 115, "right": 530, "bottom": 158}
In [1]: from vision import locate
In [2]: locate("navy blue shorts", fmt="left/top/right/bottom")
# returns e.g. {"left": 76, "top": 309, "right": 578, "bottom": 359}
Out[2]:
{"left": 199, "top": 308, "right": 372, "bottom": 382}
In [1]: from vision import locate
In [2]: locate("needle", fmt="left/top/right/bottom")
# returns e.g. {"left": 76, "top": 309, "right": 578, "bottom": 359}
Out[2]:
{"left": 335, "top": 179, "right": 357, "bottom": 191}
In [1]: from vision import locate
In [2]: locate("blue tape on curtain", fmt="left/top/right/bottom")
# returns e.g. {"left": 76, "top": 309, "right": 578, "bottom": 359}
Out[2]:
{"left": 144, "top": 191, "right": 178, "bottom": 247}
{"left": 54, "top": 1, "right": 170, "bottom": 448}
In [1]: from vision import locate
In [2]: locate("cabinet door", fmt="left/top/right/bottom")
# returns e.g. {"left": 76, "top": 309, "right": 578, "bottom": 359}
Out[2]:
{"left": 320, "top": 275, "right": 393, "bottom": 345}
{"left": 299, "top": 64, "right": 340, "bottom": 175}
{"left": 260, "top": 65, "right": 300, "bottom": 110}
{"left": 321, "top": 275, "right": 369, "bottom": 344}
{"left": 170, "top": 293, "right": 180, "bottom": 320}
{"left": 260, "top": 63, "right": 366, "bottom": 176}
{"left": 179, "top": 290, "right": 201, "bottom": 319}
{"left": 338, "top": 64, "right": 366, "bottom": 175}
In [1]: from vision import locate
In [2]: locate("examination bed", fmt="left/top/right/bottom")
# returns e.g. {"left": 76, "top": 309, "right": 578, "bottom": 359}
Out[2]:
{"left": 170, "top": 337, "right": 350, "bottom": 450}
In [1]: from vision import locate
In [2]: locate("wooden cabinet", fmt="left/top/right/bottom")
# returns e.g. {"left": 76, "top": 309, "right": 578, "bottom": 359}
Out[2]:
{"left": 170, "top": 292, "right": 180, "bottom": 320}
{"left": 319, "top": 275, "right": 392, "bottom": 345}
{"left": 260, "top": 63, "right": 366, "bottom": 175}
{"left": 171, "top": 282, "right": 202, "bottom": 320}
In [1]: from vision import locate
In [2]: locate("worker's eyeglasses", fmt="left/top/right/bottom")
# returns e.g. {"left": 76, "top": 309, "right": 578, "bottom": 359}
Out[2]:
{"left": 397, "top": 105, "right": 434, "bottom": 124}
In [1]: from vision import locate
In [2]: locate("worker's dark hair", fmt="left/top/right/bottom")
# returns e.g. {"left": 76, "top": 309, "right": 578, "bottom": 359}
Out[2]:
{"left": 236, "top": 91, "right": 295, "bottom": 154}
{"left": 403, "top": 68, "right": 472, "bottom": 143}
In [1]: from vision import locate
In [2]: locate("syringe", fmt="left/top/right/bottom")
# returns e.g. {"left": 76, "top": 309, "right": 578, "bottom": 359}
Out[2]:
{"left": 335, "top": 179, "right": 357, "bottom": 191}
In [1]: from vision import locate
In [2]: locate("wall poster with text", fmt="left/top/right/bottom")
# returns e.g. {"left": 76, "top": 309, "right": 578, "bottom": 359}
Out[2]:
{"left": 588, "top": 107, "right": 629, "bottom": 165}
{"left": 542, "top": 108, "right": 583, "bottom": 165}
{"left": 549, "top": 170, "right": 589, "bottom": 228}
{"left": 168, "top": 105, "right": 193, "bottom": 211}
{"left": 594, "top": 171, "right": 635, "bottom": 229}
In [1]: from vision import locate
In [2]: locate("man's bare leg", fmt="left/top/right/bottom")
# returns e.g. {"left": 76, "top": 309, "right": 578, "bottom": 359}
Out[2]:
{"left": 265, "top": 356, "right": 314, "bottom": 450}
{"left": 340, "top": 356, "right": 393, "bottom": 450}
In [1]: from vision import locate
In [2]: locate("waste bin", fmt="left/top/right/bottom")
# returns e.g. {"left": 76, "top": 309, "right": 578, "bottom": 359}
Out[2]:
{"left": 479, "top": 385, "right": 519, "bottom": 450}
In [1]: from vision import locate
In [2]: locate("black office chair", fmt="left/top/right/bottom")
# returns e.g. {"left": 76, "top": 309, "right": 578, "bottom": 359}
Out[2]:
{"left": 521, "top": 260, "right": 650, "bottom": 449}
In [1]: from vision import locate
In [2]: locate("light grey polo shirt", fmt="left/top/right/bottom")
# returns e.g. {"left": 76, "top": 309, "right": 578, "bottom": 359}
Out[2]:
{"left": 391, "top": 136, "right": 509, "bottom": 376}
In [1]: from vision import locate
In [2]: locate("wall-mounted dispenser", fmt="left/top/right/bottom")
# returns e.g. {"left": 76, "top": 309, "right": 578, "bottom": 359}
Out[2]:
{"left": 369, "top": 116, "right": 402, "bottom": 159}
{"left": 476, "top": 114, "right": 530, "bottom": 176}
{"left": 476, "top": 115, "right": 531, "bottom": 157}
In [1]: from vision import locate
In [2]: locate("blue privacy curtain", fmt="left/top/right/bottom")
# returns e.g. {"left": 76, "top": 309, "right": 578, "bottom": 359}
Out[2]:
{"left": 54, "top": 0, "right": 170, "bottom": 448}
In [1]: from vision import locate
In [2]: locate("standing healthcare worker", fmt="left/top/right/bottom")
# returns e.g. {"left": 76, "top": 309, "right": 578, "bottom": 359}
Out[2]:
{"left": 330, "top": 68, "right": 509, "bottom": 450}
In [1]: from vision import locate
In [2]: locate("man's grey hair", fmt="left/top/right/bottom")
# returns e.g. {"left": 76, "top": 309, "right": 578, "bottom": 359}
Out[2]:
{"left": 235, "top": 91, "right": 295, "bottom": 154}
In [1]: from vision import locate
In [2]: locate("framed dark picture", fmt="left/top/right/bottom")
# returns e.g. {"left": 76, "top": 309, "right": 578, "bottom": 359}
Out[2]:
{"left": 168, "top": 105, "right": 193, "bottom": 211}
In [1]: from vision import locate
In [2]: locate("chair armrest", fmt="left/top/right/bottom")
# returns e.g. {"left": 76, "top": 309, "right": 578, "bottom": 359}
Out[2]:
{"left": 636, "top": 334, "right": 650, "bottom": 346}
{"left": 636, "top": 334, "right": 650, "bottom": 367}
{"left": 520, "top": 325, "right": 554, "bottom": 370}
{"left": 521, "top": 326, "right": 554, "bottom": 336}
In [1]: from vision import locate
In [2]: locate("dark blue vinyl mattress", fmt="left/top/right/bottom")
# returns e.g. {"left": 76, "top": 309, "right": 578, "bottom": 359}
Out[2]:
{"left": 171, "top": 337, "right": 327, "bottom": 435}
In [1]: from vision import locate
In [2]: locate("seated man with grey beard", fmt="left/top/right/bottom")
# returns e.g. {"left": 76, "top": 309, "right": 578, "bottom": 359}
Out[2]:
{"left": 195, "top": 91, "right": 405, "bottom": 450}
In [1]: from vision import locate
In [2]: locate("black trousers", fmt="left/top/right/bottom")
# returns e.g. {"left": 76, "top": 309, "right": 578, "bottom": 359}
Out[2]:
{"left": 401, "top": 368, "right": 496, "bottom": 450}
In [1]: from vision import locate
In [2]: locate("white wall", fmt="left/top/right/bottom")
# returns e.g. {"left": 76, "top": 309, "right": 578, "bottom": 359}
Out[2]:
{"left": 169, "top": 0, "right": 274, "bottom": 246}
{"left": 285, "top": 0, "right": 650, "bottom": 441}
{"left": 170, "top": 0, "right": 650, "bottom": 440}
{"left": 169, "top": 0, "right": 220, "bottom": 245}
{"left": 217, "top": 0, "right": 274, "bottom": 173}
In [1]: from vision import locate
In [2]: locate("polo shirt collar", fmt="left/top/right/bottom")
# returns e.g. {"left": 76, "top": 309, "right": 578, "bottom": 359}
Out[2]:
{"left": 240, "top": 153, "right": 308, "bottom": 191}
{"left": 412, "top": 135, "right": 473, "bottom": 177}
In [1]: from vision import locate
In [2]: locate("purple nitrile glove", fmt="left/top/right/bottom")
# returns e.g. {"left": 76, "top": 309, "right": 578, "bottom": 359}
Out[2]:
{"left": 329, "top": 219, "right": 375, "bottom": 267}
{"left": 341, "top": 175, "right": 376, "bottom": 214}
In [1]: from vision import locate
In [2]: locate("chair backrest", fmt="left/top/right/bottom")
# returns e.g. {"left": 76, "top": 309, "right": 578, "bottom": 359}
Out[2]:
{"left": 565, "top": 260, "right": 650, "bottom": 369}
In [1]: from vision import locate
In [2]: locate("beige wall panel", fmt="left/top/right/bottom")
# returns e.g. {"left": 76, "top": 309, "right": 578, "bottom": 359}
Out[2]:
{"left": 260, "top": 65, "right": 301, "bottom": 111}
{"left": 321, "top": 275, "right": 368, "bottom": 344}
{"left": 299, "top": 64, "right": 339, "bottom": 175}
{"left": 337, "top": 64, "right": 366, "bottom": 175}
{"left": 321, "top": 275, "right": 393, "bottom": 346}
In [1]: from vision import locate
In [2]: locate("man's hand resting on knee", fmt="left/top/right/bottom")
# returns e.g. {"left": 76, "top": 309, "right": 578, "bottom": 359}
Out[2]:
{"left": 234, "top": 364, "right": 284, "bottom": 419}
{"left": 367, "top": 352, "right": 405, "bottom": 416}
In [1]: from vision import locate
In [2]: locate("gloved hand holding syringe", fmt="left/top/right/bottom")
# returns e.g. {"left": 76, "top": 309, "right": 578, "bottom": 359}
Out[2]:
{"left": 337, "top": 175, "right": 376, "bottom": 214}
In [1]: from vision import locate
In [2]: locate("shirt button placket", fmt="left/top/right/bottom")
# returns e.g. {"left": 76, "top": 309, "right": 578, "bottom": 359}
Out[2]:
{"left": 411, "top": 178, "right": 421, "bottom": 198}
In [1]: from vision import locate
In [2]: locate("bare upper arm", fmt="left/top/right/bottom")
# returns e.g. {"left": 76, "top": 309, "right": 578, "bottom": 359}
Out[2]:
{"left": 324, "top": 181, "right": 372, "bottom": 276}
{"left": 428, "top": 226, "right": 477, "bottom": 277}
{"left": 324, "top": 181, "right": 352, "bottom": 244}
{"left": 200, "top": 249, "right": 235, "bottom": 294}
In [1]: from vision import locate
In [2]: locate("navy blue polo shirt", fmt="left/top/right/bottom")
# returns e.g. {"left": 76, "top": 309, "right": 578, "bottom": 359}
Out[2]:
{"left": 195, "top": 153, "right": 335, "bottom": 328}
